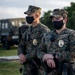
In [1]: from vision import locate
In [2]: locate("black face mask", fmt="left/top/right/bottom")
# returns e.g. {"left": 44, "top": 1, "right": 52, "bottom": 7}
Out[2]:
{"left": 26, "top": 16, "right": 34, "bottom": 24}
{"left": 52, "top": 20, "right": 64, "bottom": 30}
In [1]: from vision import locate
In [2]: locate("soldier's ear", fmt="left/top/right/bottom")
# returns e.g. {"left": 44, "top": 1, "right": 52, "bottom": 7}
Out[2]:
{"left": 63, "top": 18, "right": 67, "bottom": 24}
{"left": 66, "top": 17, "right": 68, "bottom": 22}
{"left": 64, "top": 17, "right": 68, "bottom": 22}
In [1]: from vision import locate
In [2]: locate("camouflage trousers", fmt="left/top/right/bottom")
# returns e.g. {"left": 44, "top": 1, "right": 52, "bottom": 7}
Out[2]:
{"left": 22, "top": 63, "right": 46, "bottom": 75}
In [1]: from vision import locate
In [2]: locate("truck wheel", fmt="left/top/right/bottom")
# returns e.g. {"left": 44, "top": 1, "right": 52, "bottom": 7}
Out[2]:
{"left": 2, "top": 38, "right": 10, "bottom": 50}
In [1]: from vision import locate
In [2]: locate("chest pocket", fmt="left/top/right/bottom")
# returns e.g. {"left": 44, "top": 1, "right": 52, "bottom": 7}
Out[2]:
{"left": 45, "top": 34, "right": 70, "bottom": 53}
{"left": 58, "top": 34, "right": 69, "bottom": 51}
{"left": 28, "top": 29, "right": 43, "bottom": 47}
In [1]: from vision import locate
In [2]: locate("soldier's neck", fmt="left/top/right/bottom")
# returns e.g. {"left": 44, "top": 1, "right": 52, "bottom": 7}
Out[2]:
{"left": 32, "top": 20, "right": 40, "bottom": 27}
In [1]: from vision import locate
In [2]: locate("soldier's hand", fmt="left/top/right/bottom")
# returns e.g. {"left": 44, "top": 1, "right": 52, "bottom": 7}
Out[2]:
{"left": 46, "top": 58, "right": 56, "bottom": 68}
{"left": 43, "top": 54, "right": 54, "bottom": 61}
{"left": 19, "top": 54, "right": 26, "bottom": 64}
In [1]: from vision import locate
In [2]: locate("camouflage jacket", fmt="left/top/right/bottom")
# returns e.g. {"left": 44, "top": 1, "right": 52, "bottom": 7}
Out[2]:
{"left": 37, "top": 28, "right": 75, "bottom": 62}
{"left": 18, "top": 23, "right": 50, "bottom": 60}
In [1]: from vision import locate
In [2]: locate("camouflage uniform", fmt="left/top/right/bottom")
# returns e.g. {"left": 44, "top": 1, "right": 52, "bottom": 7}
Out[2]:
{"left": 19, "top": 22, "right": 29, "bottom": 42}
{"left": 18, "top": 5, "right": 50, "bottom": 75}
{"left": 37, "top": 9, "right": 75, "bottom": 75}
{"left": 37, "top": 29, "right": 75, "bottom": 62}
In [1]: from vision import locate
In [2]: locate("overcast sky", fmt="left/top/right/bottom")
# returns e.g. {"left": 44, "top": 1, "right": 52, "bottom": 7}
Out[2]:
{"left": 0, "top": 0, "right": 75, "bottom": 19}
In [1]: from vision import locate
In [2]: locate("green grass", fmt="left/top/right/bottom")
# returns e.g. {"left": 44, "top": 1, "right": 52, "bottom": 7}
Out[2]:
{"left": 0, "top": 45, "right": 22, "bottom": 75}
{"left": 0, "top": 46, "right": 18, "bottom": 56}
{"left": 0, "top": 61, "right": 21, "bottom": 75}
{"left": 0, "top": 49, "right": 17, "bottom": 56}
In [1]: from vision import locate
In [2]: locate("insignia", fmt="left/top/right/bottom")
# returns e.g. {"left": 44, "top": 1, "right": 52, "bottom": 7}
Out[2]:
{"left": 33, "top": 39, "right": 38, "bottom": 45}
{"left": 58, "top": 40, "right": 64, "bottom": 47}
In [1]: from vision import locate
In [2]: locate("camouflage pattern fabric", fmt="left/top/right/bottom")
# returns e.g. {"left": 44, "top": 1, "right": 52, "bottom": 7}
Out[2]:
{"left": 37, "top": 28, "right": 75, "bottom": 74}
{"left": 19, "top": 25, "right": 29, "bottom": 42}
{"left": 24, "top": 5, "right": 41, "bottom": 14}
{"left": 18, "top": 23, "right": 50, "bottom": 75}
{"left": 50, "top": 9, "right": 68, "bottom": 19}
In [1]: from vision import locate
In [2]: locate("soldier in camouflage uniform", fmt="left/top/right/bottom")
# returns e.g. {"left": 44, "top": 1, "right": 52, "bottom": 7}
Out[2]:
{"left": 18, "top": 5, "right": 50, "bottom": 75}
{"left": 37, "top": 9, "right": 75, "bottom": 75}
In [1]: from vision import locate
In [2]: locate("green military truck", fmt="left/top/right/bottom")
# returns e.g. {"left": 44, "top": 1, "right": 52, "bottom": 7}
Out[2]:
{"left": 0, "top": 18, "right": 27, "bottom": 50}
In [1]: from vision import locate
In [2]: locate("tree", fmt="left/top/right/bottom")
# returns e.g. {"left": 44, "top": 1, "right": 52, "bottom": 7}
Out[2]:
{"left": 64, "top": 2, "right": 75, "bottom": 30}
{"left": 40, "top": 10, "right": 53, "bottom": 29}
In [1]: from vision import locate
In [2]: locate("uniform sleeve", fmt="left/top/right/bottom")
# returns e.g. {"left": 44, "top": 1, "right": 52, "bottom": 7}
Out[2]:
{"left": 43, "top": 26, "right": 50, "bottom": 33}
{"left": 17, "top": 32, "right": 26, "bottom": 55}
{"left": 40, "top": 26, "right": 50, "bottom": 40}
{"left": 37, "top": 36, "right": 47, "bottom": 59}
{"left": 69, "top": 31, "right": 75, "bottom": 61}
{"left": 56, "top": 31, "right": 75, "bottom": 62}
{"left": 45, "top": 27, "right": 50, "bottom": 32}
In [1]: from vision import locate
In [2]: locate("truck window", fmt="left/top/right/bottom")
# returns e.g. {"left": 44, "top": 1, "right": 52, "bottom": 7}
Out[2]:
{"left": 5, "top": 23, "right": 8, "bottom": 29}
{"left": 2, "top": 23, "right": 5, "bottom": 29}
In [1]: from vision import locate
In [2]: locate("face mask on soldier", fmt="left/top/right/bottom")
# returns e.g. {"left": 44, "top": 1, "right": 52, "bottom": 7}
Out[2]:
{"left": 52, "top": 20, "right": 64, "bottom": 30}
{"left": 26, "top": 16, "right": 34, "bottom": 24}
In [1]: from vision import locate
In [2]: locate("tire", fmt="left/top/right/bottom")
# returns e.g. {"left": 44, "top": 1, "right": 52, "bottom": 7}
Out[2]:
{"left": 2, "top": 38, "right": 10, "bottom": 50}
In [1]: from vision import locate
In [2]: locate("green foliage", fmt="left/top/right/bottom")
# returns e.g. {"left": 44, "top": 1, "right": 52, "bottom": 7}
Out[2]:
{"left": 64, "top": 2, "right": 75, "bottom": 17}
{"left": 40, "top": 10, "right": 53, "bottom": 29}
{"left": 65, "top": 2, "right": 75, "bottom": 30}
{"left": 67, "top": 16, "right": 75, "bottom": 30}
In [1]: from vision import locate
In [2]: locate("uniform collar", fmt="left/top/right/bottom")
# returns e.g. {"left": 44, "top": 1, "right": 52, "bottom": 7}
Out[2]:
{"left": 53, "top": 28, "right": 67, "bottom": 35}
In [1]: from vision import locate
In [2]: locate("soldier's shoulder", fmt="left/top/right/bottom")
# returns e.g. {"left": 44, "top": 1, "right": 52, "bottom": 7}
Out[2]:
{"left": 23, "top": 26, "right": 30, "bottom": 34}
{"left": 40, "top": 23, "right": 49, "bottom": 29}
{"left": 66, "top": 28, "right": 75, "bottom": 37}
{"left": 39, "top": 23, "right": 50, "bottom": 32}
{"left": 67, "top": 28, "right": 75, "bottom": 34}
{"left": 43, "top": 31, "right": 51, "bottom": 38}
